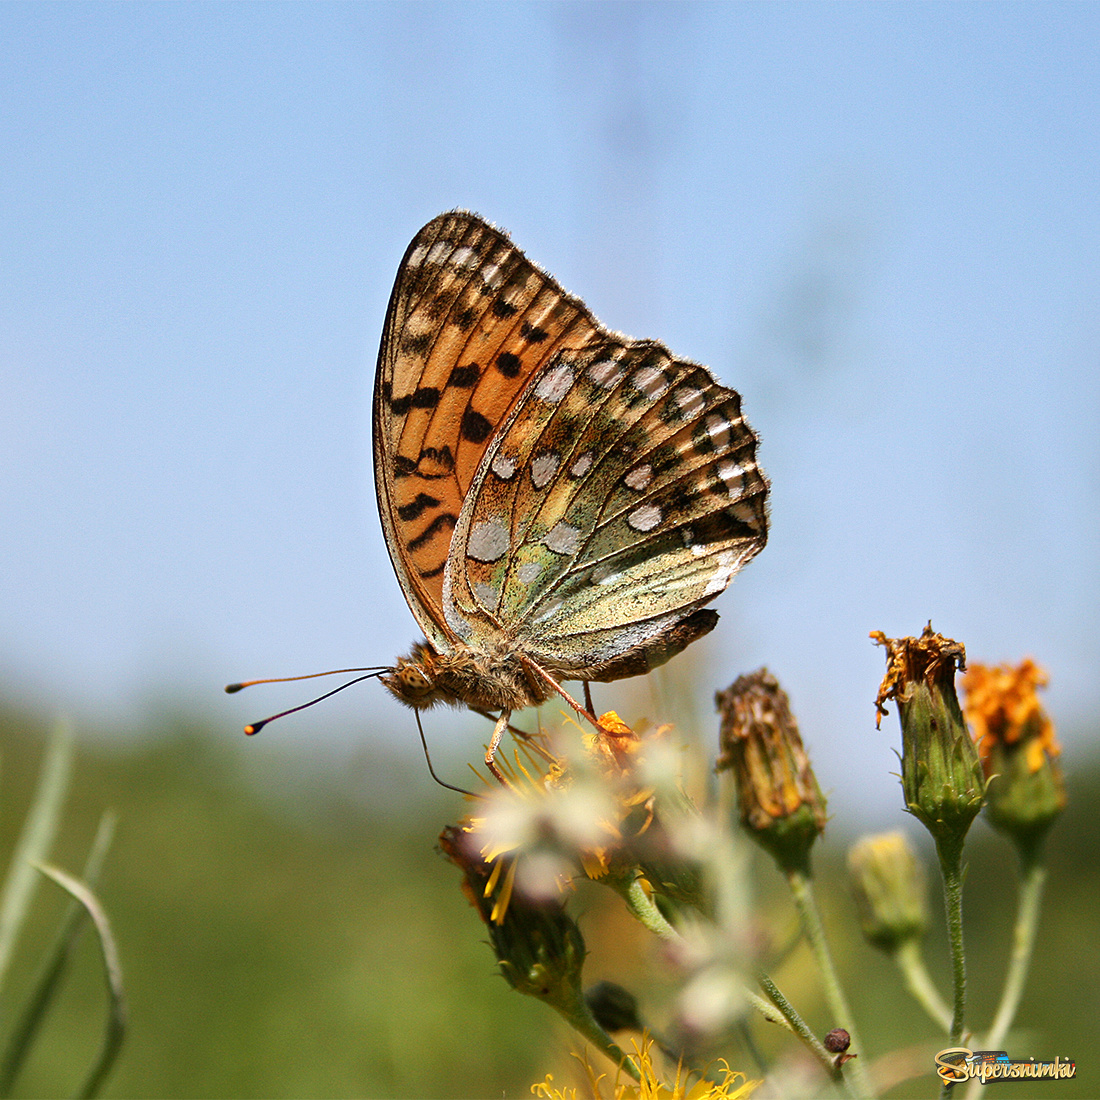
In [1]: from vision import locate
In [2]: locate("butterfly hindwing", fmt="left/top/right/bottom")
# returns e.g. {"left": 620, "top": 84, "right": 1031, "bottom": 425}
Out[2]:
{"left": 447, "top": 338, "right": 768, "bottom": 672}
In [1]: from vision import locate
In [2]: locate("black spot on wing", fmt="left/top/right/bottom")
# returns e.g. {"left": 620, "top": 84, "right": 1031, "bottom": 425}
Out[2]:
{"left": 690, "top": 508, "right": 760, "bottom": 545}
{"left": 496, "top": 351, "right": 522, "bottom": 377}
{"left": 397, "top": 493, "right": 441, "bottom": 521}
{"left": 400, "top": 333, "right": 431, "bottom": 356}
{"left": 392, "top": 446, "right": 455, "bottom": 479}
{"left": 449, "top": 363, "right": 480, "bottom": 387}
{"left": 520, "top": 321, "right": 549, "bottom": 343}
{"left": 411, "top": 387, "right": 441, "bottom": 409}
{"left": 461, "top": 409, "right": 493, "bottom": 443}
{"left": 408, "top": 512, "right": 457, "bottom": 552}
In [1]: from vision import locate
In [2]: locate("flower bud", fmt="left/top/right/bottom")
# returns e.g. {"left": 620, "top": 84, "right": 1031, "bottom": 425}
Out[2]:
{"left": 872, "top": 625, "right": 985, "bottom": 848}
{"left": 962, "top": 659, "right": 1065, "bottom": 848}
{"left": 847, "top": 831, "right": 928, "bottom": 952}
{"left": 439, "top": 825, "right": 587, "bottom": 1008}
{"left": 716, "top": 669, "right": 826, "bottom": 874}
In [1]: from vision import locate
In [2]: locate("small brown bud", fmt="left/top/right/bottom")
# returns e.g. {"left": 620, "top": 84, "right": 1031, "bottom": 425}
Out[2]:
{"left": 716, "top": 668, "right": 826, "bottom": 874}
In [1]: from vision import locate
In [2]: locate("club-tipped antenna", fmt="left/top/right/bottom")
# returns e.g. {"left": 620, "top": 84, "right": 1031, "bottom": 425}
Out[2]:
{"left": 225, "top": 667, "right": 388, "bottom": 693}
{"left": 227, "top": 668, "right": 388, "bottom": 735}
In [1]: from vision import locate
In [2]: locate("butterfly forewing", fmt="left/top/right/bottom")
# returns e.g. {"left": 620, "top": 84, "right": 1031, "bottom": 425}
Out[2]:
{"left": 374, "top": 212, "right": 603, "bottom": 645}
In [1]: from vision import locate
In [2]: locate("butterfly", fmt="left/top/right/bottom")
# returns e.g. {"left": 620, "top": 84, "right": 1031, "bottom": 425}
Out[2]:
{"left": 375, "top": 212, "right": 769, "bottom": 781}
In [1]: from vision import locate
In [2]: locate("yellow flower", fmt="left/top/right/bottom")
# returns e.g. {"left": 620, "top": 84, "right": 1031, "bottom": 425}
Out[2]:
{"left": 532, "top": 1037, "right": 760, "bottom": 1100}
{"left": 454, "top": 714, "right": 702, "bottom": 918}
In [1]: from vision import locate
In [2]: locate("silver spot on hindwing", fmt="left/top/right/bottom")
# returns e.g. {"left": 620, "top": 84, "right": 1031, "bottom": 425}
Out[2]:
{"left": 627, "top": 503, "right": 662, "bottom": 532}
{"left": 587, "top": 358, "right": 624, "bottom": 389}
{"left": 449, "top": 246, "right": 480, "bottom": 270}
{"left": 535, "top": 362, "right": 574, "bottom": 403}
{"left": 673, "top": 385, "right": 705, "bottom": 419}
{"left": 703, "top": 550, "right": 738, "bottom": 596}
{"left": 570, "top": 453, "right": 594, "bottom": 479}
{"left": 544, "top": 521, "right": 582, "bottom": 555}
{"left": 468, "top": 520, "right": 510, "bottom": 562}
{"left": 705, "top": 413, "right": 732, "bottom": 451}
{"left": 630, "top": 365, "right": 671, "bottom": 401}
{"left": 491, "top": 452, "right": 518, "bottom": 480}
{"left": 716, "top": 459, "right": 746, "bottom": 498}
{"left": 531, "top": 452, "right": 560, "bottom": 489}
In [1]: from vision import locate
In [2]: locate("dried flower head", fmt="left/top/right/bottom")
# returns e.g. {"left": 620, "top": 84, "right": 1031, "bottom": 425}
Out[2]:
{"left": 872, "top": 624, "right": 985, "bottom": 848}
{"left": 716, "top": 669, "right": 826, "bottom": 874}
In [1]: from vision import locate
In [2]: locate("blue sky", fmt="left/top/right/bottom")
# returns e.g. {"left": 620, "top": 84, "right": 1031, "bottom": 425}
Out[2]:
{"left": 3, "top": 2, "right": 1097, "bottom": 824}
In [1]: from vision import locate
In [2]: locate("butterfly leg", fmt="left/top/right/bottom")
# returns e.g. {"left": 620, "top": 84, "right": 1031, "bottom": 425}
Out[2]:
{"left": 583, "top": 681, "right": 595, "bottom": 714}
{"left": 520, "top": 658, "right": 601, "bottom": 728}
{"left": 472, "top": 708, "right": 557, "bottom": 767}
{"left": 484, "top": 709, "right": 511, "bottom": 785}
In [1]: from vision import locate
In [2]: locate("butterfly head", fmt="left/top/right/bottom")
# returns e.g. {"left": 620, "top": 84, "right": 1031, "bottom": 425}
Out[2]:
{"left": 382, "top": 641, "right": 445, "bottom": 709}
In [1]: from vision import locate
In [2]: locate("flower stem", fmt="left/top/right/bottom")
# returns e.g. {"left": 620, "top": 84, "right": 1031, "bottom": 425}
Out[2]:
{"left": 936, "top": 835, "right": 967, "bottom": 1045}
{"left": 757, "top": 972, "right": 855, "bottom": 1096}
{"left": 549, "top": 990, "right": 641, "bottom": 1081}
{"left": 962, "top": 841, "right": 1047, "bottom": 1100}
{"left": 935, "top": 834, "right": 967, "bottom": 1100}
{"left": 617, "top": 875, "right": 681, "bottom": 942}
{"left": 893, "top": 938, "right": 952, "bottom": 1033}
{"left": 786, "top": 869, "right": 875, "bottom": 1097}
{"left": 987, "top": 844, "right": 1044, "bottom": 1047}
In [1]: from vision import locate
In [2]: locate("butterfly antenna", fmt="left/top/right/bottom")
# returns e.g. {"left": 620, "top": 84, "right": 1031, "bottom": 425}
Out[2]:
{"left": 225, "top": 668, "right": 388, "bottom": 693}
{"left": 230, "top": 670, "right": 387, "bottom": 735}
{"left": 415, "top": 711, "right": 477, "bottom": 798}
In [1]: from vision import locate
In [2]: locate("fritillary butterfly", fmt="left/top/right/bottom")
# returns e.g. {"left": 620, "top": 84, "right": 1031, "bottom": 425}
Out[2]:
{"left": 375, "top": 212, "right": 769, "bottom": 779}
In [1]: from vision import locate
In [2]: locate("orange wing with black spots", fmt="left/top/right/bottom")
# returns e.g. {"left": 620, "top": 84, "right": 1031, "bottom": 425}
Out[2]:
{"left": 373, "top": 212, "right": 602, "bottom": 648}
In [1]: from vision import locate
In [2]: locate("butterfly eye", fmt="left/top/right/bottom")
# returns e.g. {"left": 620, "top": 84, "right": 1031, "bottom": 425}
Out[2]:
{"left": 394, "top": 661, "right": 433, "bottom": 699}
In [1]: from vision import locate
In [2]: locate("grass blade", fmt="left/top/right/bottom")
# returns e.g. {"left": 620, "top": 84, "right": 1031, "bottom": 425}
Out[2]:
{"left": 31, "top": 862, "right": 127, "bottom": 1100}
{"left": 0, "top": 814, "right": 117, "bottom": 1097}
{"left": 0, "top": 720, "right": 74, "bottom": 991}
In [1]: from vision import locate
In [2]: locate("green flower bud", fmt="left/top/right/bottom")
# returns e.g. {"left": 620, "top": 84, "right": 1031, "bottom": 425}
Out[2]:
{"left": 848, "top": 831, "right": 929, "bottom": 952}
{"left": 873, "top": 625, "right": 985, "bottom": 849}
{"left": 439, "top": 825, "right": 587, "bottom": 1011}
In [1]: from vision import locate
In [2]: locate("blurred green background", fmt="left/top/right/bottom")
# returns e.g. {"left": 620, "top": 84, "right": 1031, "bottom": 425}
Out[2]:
{"left": 1, "top": 699, "right": 1095, "bottom": 1099}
